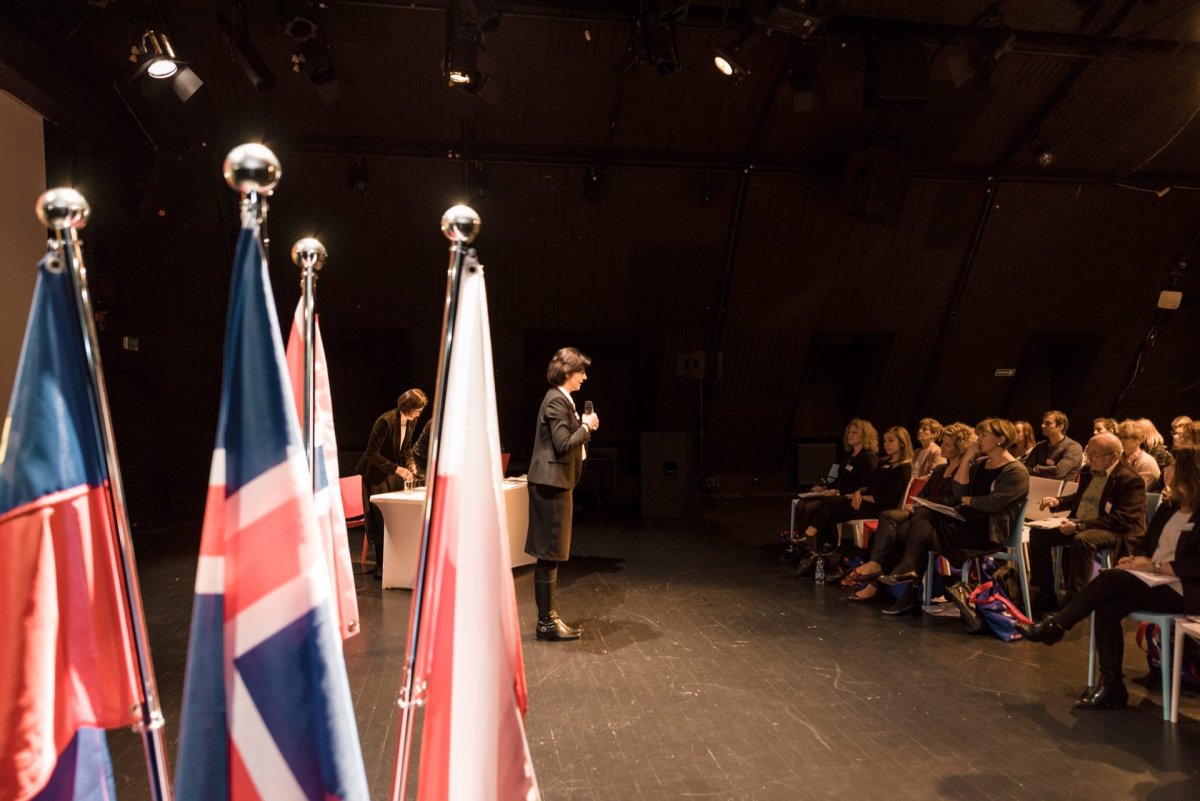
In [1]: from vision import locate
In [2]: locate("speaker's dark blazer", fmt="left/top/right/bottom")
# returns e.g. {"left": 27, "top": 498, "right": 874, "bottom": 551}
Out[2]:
{"left": 527, "top": 388, "right": 591, "bottom": 490}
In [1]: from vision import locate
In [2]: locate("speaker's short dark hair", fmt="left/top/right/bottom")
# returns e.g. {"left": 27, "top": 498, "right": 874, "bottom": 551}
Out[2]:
{"left": 546, "top": 347, "right": 591, "bottom": 386}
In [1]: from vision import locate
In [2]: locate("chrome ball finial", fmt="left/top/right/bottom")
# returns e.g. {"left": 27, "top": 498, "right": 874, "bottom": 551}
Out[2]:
{"left": 36, "top": 188, "right": 91, "bottom": 231}
{"left": 440, "top": 205, "right": 480, "bottom": 243}
{"left": 223, "top": 144, "right": 281, "bottom": 194}
{"left": 291, "top": 237, "right": 327, "bottom": 271}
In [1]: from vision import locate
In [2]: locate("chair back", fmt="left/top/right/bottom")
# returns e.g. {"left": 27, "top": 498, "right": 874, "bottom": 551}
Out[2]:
{"left": 1146, "top": 492, "right": 1163, "bottom": 523}
{"left": 1004, "top": 497, "right": 1032, "bottom": 549}
{"left": 903, "top": 477, "right": 927, "bottom": 506}
{"left": 339, "top": 475, "right": 365, "bottom": 523}
{"left": 1025, "top": 476, "right": 1063, "bottom": 520}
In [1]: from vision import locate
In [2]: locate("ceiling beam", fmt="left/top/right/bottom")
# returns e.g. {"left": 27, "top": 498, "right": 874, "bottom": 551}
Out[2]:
{"left": 262, "top": 133, "right": 1200, "bottom": 186}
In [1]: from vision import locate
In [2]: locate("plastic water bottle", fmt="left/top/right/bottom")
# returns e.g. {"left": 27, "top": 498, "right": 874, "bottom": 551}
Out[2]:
{"left": 814, "top": 556, "right": 825, "bottom": 583}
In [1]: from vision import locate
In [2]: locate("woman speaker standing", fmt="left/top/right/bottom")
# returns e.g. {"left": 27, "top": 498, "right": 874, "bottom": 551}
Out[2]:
{"left": 525, "top": 347, "right": 598, "bottom": 641}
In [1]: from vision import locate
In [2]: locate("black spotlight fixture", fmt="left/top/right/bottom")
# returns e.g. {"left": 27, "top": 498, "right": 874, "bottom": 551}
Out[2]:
{"left": 713, "top": 23, "right": 758, "bottom": 78}
{"left": 443, "top": 1, "right": 501, "bottom": 101}
{"left": 129, "top": 30, "right": 204, "bottom": 102}
{"left": 445, "top": 22, "right": 483, "bottom": 87}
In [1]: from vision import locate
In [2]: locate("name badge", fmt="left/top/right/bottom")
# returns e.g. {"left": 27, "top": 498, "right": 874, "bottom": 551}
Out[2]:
{"left": 845, "top": 465, "right": 854, "bottom": 472}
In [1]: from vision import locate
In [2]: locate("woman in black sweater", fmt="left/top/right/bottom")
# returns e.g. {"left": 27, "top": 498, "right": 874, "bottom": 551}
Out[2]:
{"left": 879, "top": 418, "right": 1030, "bottom": 614}
{"left": 1020, "top": 446, "right": 1200, "bottom": 710}
{"left": 848, "top": 422, "right": 976, "bottom": 601}
{"left": 807, "top": 427, "right": 914, "bottom": 574}
{"left": 789, "top": 419, "right": 879, "bottom": 547}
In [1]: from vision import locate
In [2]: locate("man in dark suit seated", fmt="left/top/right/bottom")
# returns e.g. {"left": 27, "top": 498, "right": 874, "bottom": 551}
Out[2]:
{"left": 1028, "top": 433, "right": 1147, "bottom": 614}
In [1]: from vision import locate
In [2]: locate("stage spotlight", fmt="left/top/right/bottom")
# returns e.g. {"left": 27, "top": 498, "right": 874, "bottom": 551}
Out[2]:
{"left": 713, "top": 22, "right": 758, "bottom": 78}
{"left": 129, "top": 30, "right": 204, "bottom": 101}
{"left": 446, "top": 24, "right": 482, "bottom": 86}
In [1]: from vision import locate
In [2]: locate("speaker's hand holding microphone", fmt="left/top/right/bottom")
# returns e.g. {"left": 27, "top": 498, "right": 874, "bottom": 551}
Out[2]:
{"left": 582, "top": 400, "right": 599, "bottom": 431}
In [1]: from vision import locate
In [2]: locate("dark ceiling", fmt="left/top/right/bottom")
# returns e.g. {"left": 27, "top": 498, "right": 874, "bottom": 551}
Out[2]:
{"left": 3, "top": 0, "right": 1199, "bottom": 523}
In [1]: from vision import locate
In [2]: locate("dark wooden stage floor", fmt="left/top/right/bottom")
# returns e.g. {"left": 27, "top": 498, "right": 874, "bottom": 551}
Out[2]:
{"left": 110, "top": 498, "right": 1200, "bottom": 800}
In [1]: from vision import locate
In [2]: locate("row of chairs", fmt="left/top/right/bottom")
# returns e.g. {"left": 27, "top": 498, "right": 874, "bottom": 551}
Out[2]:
{"left": 802, "top": 474, "right": 1193, "bottom": 721}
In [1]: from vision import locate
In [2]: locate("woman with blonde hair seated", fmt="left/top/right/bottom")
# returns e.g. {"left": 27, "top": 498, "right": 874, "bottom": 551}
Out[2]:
{"left": 878, "top": 419, "right": 1030, "bottom": 615}
{"left": 1020, "top": 447, "right": 1200, "bottom": 710}
{"left": 787, "top": 419, "right": 879, "bottom": 557}
{"left": 1137, "top": 418, "right": 1172, "bottom": 475}
{"left": 1116, "top": 419, "right": 1161, "bottom": 490}
{"left": 847, "top": 422, "right": 975, "bottom": 603}
{"left": 1172, "top": 416, "right": 1194, "bottom": 448}
{"left": 802, "top": 427, "right": 914, "bottom": 581}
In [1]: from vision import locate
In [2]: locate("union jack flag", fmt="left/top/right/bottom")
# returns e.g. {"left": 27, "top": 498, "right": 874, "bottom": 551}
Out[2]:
{"left": 174, "top": 216, "right": 369, "bottom": 801}
{"left": 0, "top": 251, "right": 141, "bottom": 801}
{"left": 286, "top": 301, "right": 360, "bottom": 640}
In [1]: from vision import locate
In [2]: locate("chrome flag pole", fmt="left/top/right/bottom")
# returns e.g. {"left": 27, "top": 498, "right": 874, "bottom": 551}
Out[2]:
{"left": 35, "top": 188, "right": 174, "bottom": 801}
{"left": 390, "top": 205, "right": 481, "bottom": 801}
{"left": 292, "top": 237, "right": 326, "bottom": 487}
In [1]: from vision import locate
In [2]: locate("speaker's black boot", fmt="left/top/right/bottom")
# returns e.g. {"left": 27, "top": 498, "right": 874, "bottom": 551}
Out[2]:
{"left": 534, "top": 578, "right": 581, "bottom": 641}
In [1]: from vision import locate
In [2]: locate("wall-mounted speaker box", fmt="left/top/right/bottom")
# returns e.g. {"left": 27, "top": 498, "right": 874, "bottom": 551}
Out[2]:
{"left": 640, "top": 431, "right": 696, "bottom": 518}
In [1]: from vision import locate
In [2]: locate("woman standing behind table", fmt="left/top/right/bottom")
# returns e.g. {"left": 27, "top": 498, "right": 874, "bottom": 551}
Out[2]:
{"left": 525, "top": 347, "right": 599, "bottom": 641}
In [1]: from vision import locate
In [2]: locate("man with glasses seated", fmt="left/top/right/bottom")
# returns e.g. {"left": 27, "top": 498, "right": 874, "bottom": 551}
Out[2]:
{"left": 1027, "top": 433, "right": 1147, "bottom": 615}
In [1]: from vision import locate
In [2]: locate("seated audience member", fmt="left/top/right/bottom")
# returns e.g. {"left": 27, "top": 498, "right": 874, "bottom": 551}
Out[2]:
{"left": 786, "top": 419, "right": 879, "bottom": 555}
{"left": 1093, "top": 418, "right": 1118, "bottom": 436}
{"left": 804, "top": 427, "right": 914, "bottom": 580}
{"left": 913, "top": 418, "right": 946, "bottom": 478}
{"left": 1027, "top": 433, "right": 1147, "bottom": 615}
{"left": 848, "top": 422, "right": 975, "bottom": 603}
{"left": 1116, "top": 419, "right": 1161, "bottom": 491}
{"left": 1019, "top": 446, "right": 1200, "bottom": 711}
{"left": 1172, "top": 416, "right": 1194, "bottom": 448}
{"left": 879, "top": 419, "right": 1030, "bottom": 615}
{"left": 1138, "top": 418, "right": 1172, "bottom": 474}
{"left": 1026, "top": 410, "right": 1083, "bottom": 479}
{"left": 1014, "top": 420, "right": 1039, "bottom": 466}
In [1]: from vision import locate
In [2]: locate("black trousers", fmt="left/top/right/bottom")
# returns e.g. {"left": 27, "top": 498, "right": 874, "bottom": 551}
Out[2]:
{"left": 1056, "top": 569, "right": 1185, "bottom": 683}
{"left": 1028, "top": 526, "right": 1123, "bottom": 610}
{"left": 868, "top": 508, "right": 912, "bottom": 569}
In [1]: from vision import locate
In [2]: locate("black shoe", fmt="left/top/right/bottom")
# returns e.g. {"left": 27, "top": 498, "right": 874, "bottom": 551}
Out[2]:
{"left": 943, "top": 582, "right": 986, "bottom": 634}
{"left": 1075, "top": 681, "right": 1128, "bottom": 710}
{"left": 794, "top": 552, "right": 819, "bottom": 578}
{"left": 536, "top": 615, "right": 582, "bottom": 641}
{"left": 881, "top": 587, "right": 920, "bottom": 616}
{"left": 1016, "top": 615, "right": 1066, "bottom": 645}
{"left": 878, "top": 570, "right": 918, "bottom": 587}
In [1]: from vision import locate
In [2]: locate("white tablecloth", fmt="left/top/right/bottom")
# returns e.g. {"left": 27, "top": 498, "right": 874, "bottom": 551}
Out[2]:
{"left": 371, "top": 479, "right": 534, "bottom": 589}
